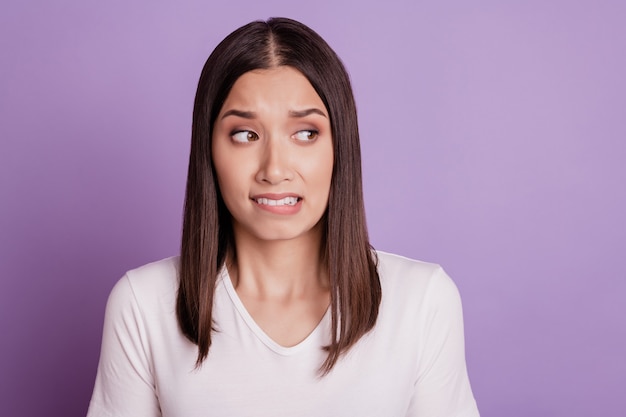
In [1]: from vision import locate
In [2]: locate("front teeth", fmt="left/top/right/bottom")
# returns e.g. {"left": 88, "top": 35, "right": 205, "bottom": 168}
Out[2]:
{"left": 256, "top": 197, "right": 299, "bottom": 206}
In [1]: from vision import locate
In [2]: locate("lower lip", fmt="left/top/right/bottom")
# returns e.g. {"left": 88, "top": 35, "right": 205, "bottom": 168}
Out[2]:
{"left": 253, "top": 199, "right": 303, "bottom": 215}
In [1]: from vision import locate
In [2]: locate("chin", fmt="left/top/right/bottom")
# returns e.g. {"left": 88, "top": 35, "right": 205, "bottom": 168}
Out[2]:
{"left": 253, "top": 228, "right": 315, "bottom": 243}
{"left": 235, "top": 221, "right": 324, "bottom": 244}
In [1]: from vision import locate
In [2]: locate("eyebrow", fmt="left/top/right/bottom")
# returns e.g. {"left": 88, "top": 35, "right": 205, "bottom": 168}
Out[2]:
{"left": 220, "top": 108, "right": 328, "bottom": 120}
{"left": 221, "top": 109, "right": 256, "bottom": 120}
{"left": 288, "top": 108, "right": 327, "bottom": 118}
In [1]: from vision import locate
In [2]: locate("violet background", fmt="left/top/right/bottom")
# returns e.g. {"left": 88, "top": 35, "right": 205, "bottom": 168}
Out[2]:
{"left": 1, "top": 1, "right": 625, "bottom": 416}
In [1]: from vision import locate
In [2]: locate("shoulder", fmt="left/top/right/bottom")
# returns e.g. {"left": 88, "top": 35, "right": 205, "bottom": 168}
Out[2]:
{"left": 124, "top": 256, "right": 179, "bottom": 289}
{"left": 107, "top": 256, "right": 179, "bottom": 316}
{"left": 375, "top": 250, "right": 454, "bottom": 292}
{"left": 375, "top": 250, "right": 441, "bottom": 280}
{"left": 375, "top": 250, "right": 462, "bottom": 315}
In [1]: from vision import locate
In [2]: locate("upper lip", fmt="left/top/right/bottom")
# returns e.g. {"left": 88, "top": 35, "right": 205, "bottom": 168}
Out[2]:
{"left": 250, "top": 193, "right": 302, "bottom": 200}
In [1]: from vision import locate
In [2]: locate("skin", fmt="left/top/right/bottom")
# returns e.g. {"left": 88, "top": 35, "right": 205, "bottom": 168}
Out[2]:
{"left": 212, "top": 66, "right": 334, "bottom": 347}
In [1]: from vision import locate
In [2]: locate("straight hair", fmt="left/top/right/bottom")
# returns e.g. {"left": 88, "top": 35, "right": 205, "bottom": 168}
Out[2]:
{"left": 177, "top": 17, "right": 381, "bottom": 375}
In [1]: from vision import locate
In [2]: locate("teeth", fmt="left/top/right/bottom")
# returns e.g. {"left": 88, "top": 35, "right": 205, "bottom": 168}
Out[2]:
{"left": 255, "top": 197, "right": 299, "bottom": 206}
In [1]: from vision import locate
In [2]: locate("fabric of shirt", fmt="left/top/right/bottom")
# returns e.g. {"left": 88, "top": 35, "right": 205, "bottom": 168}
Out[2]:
{"left": 87, "top": 251, "right": 479, "bottom": 417}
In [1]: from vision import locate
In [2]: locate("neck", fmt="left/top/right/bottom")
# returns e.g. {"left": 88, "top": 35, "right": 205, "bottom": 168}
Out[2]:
{"left": 228, "top": 225, "right": 328, "bottom": 300}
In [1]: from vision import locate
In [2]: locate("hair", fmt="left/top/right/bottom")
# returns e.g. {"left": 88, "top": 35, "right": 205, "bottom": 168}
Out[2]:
{"left": 177, "top": 17, "right": 381, "bottom": 375}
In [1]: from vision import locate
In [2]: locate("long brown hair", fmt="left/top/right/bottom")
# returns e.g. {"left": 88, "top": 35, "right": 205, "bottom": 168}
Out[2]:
{"left": 177, "top": 17, "right": 381, "bottom": 374}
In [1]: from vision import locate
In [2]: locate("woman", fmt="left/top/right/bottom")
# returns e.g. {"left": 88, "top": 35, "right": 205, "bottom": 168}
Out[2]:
{"left": 87, "top": 17, "right": 479, "bottom": 417}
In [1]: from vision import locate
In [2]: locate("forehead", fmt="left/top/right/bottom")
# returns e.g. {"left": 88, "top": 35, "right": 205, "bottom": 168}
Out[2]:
{"left": 221, "top": 66, "right": 326, "bottom": 111}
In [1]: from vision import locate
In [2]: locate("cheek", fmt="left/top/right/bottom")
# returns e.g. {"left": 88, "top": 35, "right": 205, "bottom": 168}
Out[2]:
{"left": 320, "top": 145, "right": 335, "bottom": 183}
{"left": 214, "top": 167, "right": 244, "bottom": 204}
{"left": 307, "top": 146, "right": 334, "bottom": 193}
{"left": 213, "top": 143, "right": 248, "bottom": 190}
{"left": 212, "top": 152, "right": 240, "bottom": 203}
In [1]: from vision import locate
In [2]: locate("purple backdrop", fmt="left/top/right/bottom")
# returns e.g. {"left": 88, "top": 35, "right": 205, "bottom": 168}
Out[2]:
{"left": 1, "top": 1, "right": 625, "bottom": 416}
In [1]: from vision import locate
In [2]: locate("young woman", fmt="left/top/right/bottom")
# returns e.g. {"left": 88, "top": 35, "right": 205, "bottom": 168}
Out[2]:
{"left": 87, "top": 17, "right": 479, "bottom": 417}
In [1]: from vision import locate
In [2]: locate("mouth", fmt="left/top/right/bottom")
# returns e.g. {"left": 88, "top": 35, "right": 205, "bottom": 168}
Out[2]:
{"left": 252, "top": 196, "right": 301, "bottom": 206}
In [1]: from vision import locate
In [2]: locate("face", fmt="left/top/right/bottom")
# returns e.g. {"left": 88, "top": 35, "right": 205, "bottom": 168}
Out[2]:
{"left": 212, "top": 66, "right": 334, "bottom": 245}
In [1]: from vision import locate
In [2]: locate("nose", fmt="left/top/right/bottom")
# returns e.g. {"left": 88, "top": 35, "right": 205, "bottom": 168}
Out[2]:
{"left": 255, "top": 136, "right": 294, "bottom": 185}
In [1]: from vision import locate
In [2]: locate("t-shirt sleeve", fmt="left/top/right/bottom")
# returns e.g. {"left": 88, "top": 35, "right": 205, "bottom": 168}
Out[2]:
{"left": 405, "top": 267, "right": 480, "bottom": 417}
{"left": 87, "top": 275, "right": 161, "bottom": 417}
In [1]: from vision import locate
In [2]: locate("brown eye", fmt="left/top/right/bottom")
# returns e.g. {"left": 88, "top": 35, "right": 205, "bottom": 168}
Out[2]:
{"left": 232, "top": 130, "right": 259, "bottom": 143}
{"left": 293, "top": 130, "right": 319, "bottom": 142}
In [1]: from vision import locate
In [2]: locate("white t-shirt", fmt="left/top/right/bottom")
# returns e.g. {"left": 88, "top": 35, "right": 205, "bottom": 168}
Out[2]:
{"left": 87, "top": 251, "right": 479, "bottom": 416}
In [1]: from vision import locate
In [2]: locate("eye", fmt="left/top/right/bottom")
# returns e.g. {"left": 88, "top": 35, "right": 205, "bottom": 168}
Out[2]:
{"left": 292, "top": 130, "right": 319, "bottom": 142}
{"left": 231, "top": 130, "right": 259, "bottom": 143}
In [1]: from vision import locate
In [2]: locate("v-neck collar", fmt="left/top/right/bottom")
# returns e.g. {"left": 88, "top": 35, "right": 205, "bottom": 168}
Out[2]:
{"left": 218, "top": 267, "right": 331, "bottom": 356}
